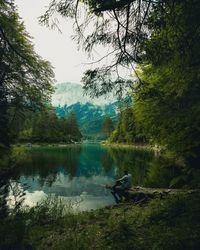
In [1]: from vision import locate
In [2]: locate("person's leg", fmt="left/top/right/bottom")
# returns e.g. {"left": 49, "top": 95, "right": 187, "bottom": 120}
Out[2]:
{"left": 121, "top": 188, "right": 129, "bottom": 201}
{"left": 111, "top": 181, "right": 121, "bottom": 203}
{"left": 111, "top": 190, "right": 120, "bottom": 203}
{"left": 114, "top": 186, "right": 124, "bottom": 202}
{"left": 111, "top": 183, "right": 123, "bottom": 203}
{"left": 116, "top": 188, "right": 123, "bottom": 200}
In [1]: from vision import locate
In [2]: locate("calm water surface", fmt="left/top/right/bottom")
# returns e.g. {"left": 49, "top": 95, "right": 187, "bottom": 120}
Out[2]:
{"left": 6, "top": 144, "right": 182, "bottom": 211}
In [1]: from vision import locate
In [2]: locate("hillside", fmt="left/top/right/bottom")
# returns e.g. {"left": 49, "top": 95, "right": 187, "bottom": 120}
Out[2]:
{"left": 52, "top": 82, "right": 118, "bottom": 137}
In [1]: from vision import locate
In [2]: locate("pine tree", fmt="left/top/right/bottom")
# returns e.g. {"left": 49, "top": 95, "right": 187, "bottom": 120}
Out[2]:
{"left": 102, "top": 116, "right": 114, "bottom": 138}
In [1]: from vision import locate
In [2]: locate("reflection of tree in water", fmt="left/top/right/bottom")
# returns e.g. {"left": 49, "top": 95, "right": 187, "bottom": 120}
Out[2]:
{"left": 79, "top": 145, "right": 107, "bottom": 176}
{"left": 16, "top": 146, "right": 82, "bottom": 186}
{"left": 71, "top": 145, "right": 116, "bottom": 177}
{"left": 108, "top": 147, "right": 152, "bottom": 186}
{"left": 100, "top": 152, "right": 114, "bottom": 172}
{"left": 65, "top": 146, "right": 82, "bottom": 178}
{"left": 145, "top": 157, "right": 183, "bottom": 188}
{"left": 44, "top": 173, "right": 57, "bottom": 186}
{"left": 108, "top": 147, "right": 184, "bottom": 188}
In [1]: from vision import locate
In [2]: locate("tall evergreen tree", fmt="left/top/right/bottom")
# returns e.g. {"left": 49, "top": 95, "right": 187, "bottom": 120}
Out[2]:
{"left": 19, "top": 109, "right": 82, "bottom": 143}
{"left": 102, "top": 116, "right": 114, "bottom": 138}
{"left": 109, "top": 108, "right": 146, "bottom": 144}
{"left": 67, "top": 112, "right": 82, "bottom": 142}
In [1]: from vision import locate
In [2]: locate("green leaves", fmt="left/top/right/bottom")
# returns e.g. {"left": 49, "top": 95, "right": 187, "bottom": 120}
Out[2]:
{"left": 102, "top": 116, "right": 114, "bottom": 138}
{"left": 0, "top": 2, "right": 54, "bottom": 146}
{"left": 19, "top": 109, "right": 82, "bottom": 143}
{"left": 134, "top": 1, "right": 200, "bottom": 166}
{"left": 109, "top": 107, "right": 147, "bottom": 144}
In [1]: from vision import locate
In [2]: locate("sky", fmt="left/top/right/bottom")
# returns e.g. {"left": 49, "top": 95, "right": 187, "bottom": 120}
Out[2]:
{"left": 15, "top": 0, "right": 101, "bottom": 84}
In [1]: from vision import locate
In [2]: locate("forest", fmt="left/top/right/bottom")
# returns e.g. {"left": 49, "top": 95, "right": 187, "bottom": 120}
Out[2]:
{"left": 0, "top": 0, "right": 200, "bottom": 249}
{"left": 1, "top": 0, "right": 200, "bottom": 167}
{"left": 39, "top": 0, "right": 200, "bottom": 168}
{"left": 18, "top": 110, "right": 82, "bottom": 143}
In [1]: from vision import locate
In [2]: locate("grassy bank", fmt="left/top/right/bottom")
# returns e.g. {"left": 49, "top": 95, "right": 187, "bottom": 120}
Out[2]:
{"left": 103, "top": 142, "right": 154, "bottom": 151}
{"left": 0, "top": 193, "right": 199, "bottom": 250}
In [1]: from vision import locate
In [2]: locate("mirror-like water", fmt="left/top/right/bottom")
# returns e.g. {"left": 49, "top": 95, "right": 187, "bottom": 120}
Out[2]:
{"left": 4, "top": 144, "right": 183, "bottom": 211}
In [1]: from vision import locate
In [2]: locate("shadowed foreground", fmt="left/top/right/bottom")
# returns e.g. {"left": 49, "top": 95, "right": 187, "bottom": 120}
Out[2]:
{"left": 0, "top": 193, "right": 199, "bottom": 250}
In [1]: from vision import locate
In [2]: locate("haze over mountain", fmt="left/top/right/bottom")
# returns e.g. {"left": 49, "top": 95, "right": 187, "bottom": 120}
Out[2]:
{"left": 52, "top": 82, "right": 118, "bottom": 137}
{"left": 52, "top": 82, "right": 116, "bottom": 107}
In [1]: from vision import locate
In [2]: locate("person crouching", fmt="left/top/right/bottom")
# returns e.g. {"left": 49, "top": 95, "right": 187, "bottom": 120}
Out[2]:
{"left": 111, "top": 170, "right": 132, "bottom": 203}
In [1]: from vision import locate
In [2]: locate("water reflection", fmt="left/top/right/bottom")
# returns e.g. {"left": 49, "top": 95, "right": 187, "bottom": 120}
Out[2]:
{"left": 8, "top": 145, "right": 117, "bottom": 210}
{"left": 17, "top": 146, "right": 82, "bottom": 181}
{"left": 3, "top": 144, "right": 188, "bottom": 211}
{"left": 7, "top": 174, "right": 115, "bottom": 211}
{"left": 108, "top": 147, "right": 183, "bottom": 188}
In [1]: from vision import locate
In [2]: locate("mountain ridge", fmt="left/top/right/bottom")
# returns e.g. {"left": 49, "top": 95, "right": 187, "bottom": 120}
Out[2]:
{"left": 52, "top": 82, "right": 118, "bottom": 137}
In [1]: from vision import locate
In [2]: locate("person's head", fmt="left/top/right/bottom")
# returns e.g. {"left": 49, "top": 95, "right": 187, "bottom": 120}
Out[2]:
{"left": 124, "top": 170, "right": 128, "bottom": 175}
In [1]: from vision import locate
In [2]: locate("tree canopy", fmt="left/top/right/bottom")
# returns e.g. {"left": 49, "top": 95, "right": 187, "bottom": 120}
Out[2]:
{"left": 19, "top": 109, "right": 82, "bottom": 143}
{"left": 40, "top": 0, "right": 158, "bottom": 96}
{"left": 134, "top": 0, "right": 200, "bottom": 166}
{"left": 102, "top": 116, "right": 114, "bottom": 138}
{"left": 0, "top": 0, "right": 54, "bottom": 147}
{"left": 109, "top": 107, "right": 147, "bottom": 144}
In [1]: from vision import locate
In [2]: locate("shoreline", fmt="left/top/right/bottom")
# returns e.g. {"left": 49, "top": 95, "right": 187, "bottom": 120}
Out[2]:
{"left": 102, "top": 142, "right": 164, "bottom": 154}
{"left": 103, "top": 142, "right": 153, "bottom": 150}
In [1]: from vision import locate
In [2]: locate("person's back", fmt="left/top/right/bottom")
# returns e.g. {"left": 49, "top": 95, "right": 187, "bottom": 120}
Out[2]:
{"left": 111, "top": 170, "right": 132, "bottom": 203}
{"left": 120, "top": 172, "right": 132, "bottom": 189}
{"left": 123, "top": 173, "right": 132, "bottom": 189}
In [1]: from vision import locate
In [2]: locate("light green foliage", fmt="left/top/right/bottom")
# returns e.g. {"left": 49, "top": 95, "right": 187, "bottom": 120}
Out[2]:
{"left": 10, "top": 146, "right": 26, "bottom": 164}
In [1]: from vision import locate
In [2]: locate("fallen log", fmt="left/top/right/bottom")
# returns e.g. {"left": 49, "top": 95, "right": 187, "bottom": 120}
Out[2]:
{"left": 105, "top": 185, "right": 200, "bottom": 203}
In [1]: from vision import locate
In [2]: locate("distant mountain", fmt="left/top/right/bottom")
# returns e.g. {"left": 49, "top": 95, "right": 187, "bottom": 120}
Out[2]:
{"left": 52, "top": 82, "right": 119, "bottom": 136}
{"left": 52, "top": 82, "right": 116, "bottom": 107}
{"left": 55, "top": 102, "right": 118, "bottom": 136}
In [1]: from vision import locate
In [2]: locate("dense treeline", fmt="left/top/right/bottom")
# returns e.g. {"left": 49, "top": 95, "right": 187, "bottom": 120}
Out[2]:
{"left": 109, "top": 108, "right": 147, "bottom": 144}
{"left": 0, "top": 1, "right": 54, "bottom": 149}
{"left": 101, "top": 116, "right": 114, "bottom": 139}
{"left": 19, "top": 110, "right": 82, "bottom": 143}
{"left": 134, "top": 0, "right": 200, "bottom": 167}
{"left": 108, "top": 1, "right": 200, "bottom": 168}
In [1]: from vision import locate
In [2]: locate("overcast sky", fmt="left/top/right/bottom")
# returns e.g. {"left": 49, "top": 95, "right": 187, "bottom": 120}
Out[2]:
{"left": 15, "top": 0, "right": 132, "bottom": 86}
{"left": 15, "top": 0, "right": 101, "bottom": 84}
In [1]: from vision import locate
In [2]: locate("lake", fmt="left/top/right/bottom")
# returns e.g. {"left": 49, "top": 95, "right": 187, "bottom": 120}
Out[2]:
{"left": 4, "top": 144, "right": 183, "bottom": 211}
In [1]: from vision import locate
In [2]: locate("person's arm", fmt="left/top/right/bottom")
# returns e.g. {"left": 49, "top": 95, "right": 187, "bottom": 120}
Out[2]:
{"left": 118, "top": 175, "right": 127, "bottom": 182}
